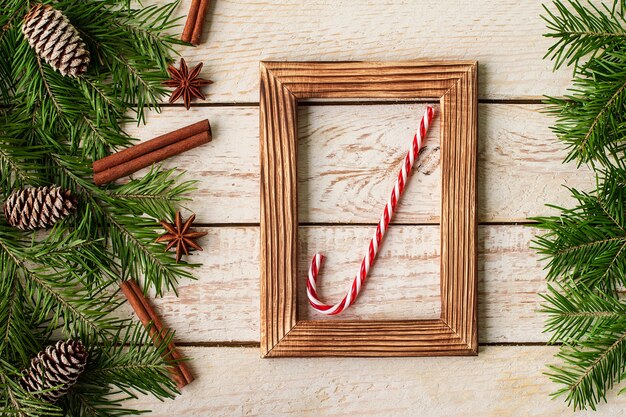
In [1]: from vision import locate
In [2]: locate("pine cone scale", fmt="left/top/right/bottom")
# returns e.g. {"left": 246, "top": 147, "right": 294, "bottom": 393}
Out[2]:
{"left": 20, "top": 340, "right": 88, "bottom": 402}
{"left": 22, "top": 4, "right": 90, "bottom": 77}
{"left": 3, "top": 186, "right": 77, "bottom": 230}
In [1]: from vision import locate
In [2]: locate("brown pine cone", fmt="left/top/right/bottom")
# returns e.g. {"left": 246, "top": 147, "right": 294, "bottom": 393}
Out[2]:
{"left": 19, "top": 340, "right": 88, "bottom": 402}
{"left": 21, "top": 4, "right": 90, "bottom": 77}
{"left": 3, "top": 186, "right": 78, "bottom": 230}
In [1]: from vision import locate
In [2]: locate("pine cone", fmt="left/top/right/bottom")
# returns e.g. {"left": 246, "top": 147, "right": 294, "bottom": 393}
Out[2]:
{"left": 19, "top": 340, "right": 88, "bottom": 402}
{"left": 3, "top": 186, "right": 78, "bottom": 230}
{"left": 22, "top": 4, "right": 90, "bottom": 77}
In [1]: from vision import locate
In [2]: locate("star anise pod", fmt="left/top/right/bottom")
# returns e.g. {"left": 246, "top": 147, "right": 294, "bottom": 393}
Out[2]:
{"left": 163, "top": 58, "right": 212, "bottom": 110}
{"left": 156, "top": 212, "right": 207, "bottom": 262}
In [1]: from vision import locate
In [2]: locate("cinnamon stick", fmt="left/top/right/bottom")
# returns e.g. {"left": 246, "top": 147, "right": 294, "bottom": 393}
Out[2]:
{"left": 93, "top": 128, "right": 212, "bottom": 186}
{"left": 191, "top": 0, "right": 211, "bottom": 45}
{"left": 127, "top": 279, "right": 194, "bottom": 386}
{"left": 120, "top": 280, "right": 192, "bottom": 388}
{"left": 181, "top": 0, "right": 202, "bottom": 43}
{"left": 93, "top": 119, "right": 210, "bottom": 174}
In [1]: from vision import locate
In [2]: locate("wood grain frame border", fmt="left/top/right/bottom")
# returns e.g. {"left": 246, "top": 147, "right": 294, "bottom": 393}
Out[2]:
{"left": 260, "top": 61, "right": 477, "bottom": 357}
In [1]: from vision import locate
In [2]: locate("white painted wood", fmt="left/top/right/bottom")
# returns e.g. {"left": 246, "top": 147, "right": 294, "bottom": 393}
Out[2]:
{"left": 140, "top": 224, "right": 547, "bottom": 344}
{"left": 124, "top": 104, "right": 591, "bottom": 224}
{"left": 125, "top": 346, "right": 626, "bottom": 416}
{"left": 158, "top": 0, "right": 572, "bottom": 101}
{"left": 118, "top": 2, "right": 597, "bottom": 412}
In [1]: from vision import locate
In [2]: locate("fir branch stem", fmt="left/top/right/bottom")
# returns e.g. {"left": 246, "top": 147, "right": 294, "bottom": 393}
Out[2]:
{"left": 1, "top": 374, "right": 27, "bottom": 417}
{"left": 0, "top": 1, "right": 193, "bottom": 412}
{"left": 2, "top": 276, "right": 18, "bottom": 350}
{"left": 35, "top": 57, "right": 63, "bottom": 118}
{"left": 0, "top": 148, "right": 36, "bottom": 184}
{"left": 570, "top": 331, "right": 626, "bottom": 393}
{"left": 579, "top": 79, "right": 626, "bottom": 157}
{"left": 2, "top": 245, "right": 103, "bottom": 339}
{"left": 600, "top": 240, "right": 626, "bottom": 282}
{"left": 553, "top": 236, "right": 626, "bottom": 255}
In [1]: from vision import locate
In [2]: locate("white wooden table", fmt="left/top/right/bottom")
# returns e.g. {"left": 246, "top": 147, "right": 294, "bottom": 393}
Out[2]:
{"left": 125, "top": 1, "right": 626, "bottom": 415}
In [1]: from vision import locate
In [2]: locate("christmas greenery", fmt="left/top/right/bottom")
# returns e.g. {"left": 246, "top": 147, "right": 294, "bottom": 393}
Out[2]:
{"left": 0, "top": 0, "right": 198, "bottom": 415}
{"left": 535, "top": 0, "right": 626, "bottom": 410}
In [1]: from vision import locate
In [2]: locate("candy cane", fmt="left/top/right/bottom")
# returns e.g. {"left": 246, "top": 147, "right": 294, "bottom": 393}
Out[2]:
{"left": 307, "top": 105, "right": 436, "bottom": 315}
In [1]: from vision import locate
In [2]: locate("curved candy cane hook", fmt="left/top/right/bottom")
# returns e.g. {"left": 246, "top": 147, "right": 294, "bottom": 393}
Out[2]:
{"left": 307, "top": 106, "right": 436, "bottom": 315}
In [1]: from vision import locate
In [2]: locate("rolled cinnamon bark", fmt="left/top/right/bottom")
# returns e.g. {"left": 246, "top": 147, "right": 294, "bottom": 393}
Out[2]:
{"left": 119, "top": 280, "right": 188, "bottom": 388}
{"left": 191, "top": 0, "right": 211, "bottom": 45}
{"left": 181, "top": 0, "right": 202, "bottom": 43}
{"left": 93, "top": 128, "right": 211, "bottom": 186}
{"left": 93, "top": 119, "right": 210, "bottom": 174}
{"left": 126, "top": 279, "right": 194, "bottom": 386}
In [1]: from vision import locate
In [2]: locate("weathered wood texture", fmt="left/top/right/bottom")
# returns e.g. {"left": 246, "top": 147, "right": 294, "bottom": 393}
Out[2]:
{"left": 125, "top": 347, "right": 626, "bottom": 416}
{"left": 142, "top": 225, "right": 546, "bottom": 344}
{"left": 258, "top": 61, "right": 477, "bottom": 356}
{"left": 124, "top": 104, "right": 591, "bottom": 224}
{"left": 163, "top": 0, "right": 572, "bottom": 101}
{"left": 121, "top": 0, "right": 609, "bottom": 411}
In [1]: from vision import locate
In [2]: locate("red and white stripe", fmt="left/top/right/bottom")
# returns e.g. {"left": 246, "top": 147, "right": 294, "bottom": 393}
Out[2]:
{"left": 307, "top": 105, "right": 436, "bottom": 315}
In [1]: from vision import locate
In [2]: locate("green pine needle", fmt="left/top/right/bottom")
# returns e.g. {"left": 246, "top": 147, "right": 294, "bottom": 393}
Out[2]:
{"left": 543, "top": 0, "right": 626, "bottom": 71}
{"left": 0, "top": 0, "right": 198, "bottom": 414}
{"left": 537, "top": 0, "right": 626, "bottom": 409}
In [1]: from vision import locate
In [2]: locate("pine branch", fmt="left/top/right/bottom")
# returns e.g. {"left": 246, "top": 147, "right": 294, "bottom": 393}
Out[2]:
{"left": 85, "top": 325, "right": 177, "bottom": 400}
{"left": 532, "top": 185, "right": 626, "bottom": 294}
{"left": 545, "top": 50, "right": 626, "bottom": 166}
{"left": 62, "top": 390, "right": 141, "bottom": 417}
{"left": 0, "top": 213, "right": 125, "bottom": 349}
{"left": 0, "top": 140, "right": 47, "bottom": 192}
{"left": 109, "top": 168, "right": 195, "bottom": 221}
{"left": 0, "top": 268, "right": 41, "bottom": 365}
{"left": 543, "top": 0, "right": 626, "bottom": 70}
{"left": 72, "top": 114, "right": 133, "bottom": 162}
{"left": 541, "top": 282, "right": 626, "bottom": 344}
{"left": 48, "top": 153, "right": 195, "bottom": 295}
{"left": 60, "top": 326, "right": 178, "bottom": 416}
{"left": 539, "top": 0, "right": 626, "bottom": 409}
{"left": 548, "top": 325, "right": 626, "bottom": 410}
{"left": 0, "top": 0, "right": 195, "bottom": 413}
{"left": 0, "top": 363, "right": 63, "bottom": 417}
{"left": 8, "top": 0, "right": 181, "bottom": 159}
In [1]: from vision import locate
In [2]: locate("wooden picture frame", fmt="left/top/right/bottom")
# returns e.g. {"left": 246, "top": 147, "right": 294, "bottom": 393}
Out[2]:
{"left": 259, "top": 61, "right": 477, "bottom": 357}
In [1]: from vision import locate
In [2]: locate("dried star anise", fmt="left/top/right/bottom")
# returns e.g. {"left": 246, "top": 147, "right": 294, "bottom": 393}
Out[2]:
{"left": 163, "top": 58, "right": 212, "bottom": 110}
{"left": 156, "top": 212, "right": 207, "bottom": 262}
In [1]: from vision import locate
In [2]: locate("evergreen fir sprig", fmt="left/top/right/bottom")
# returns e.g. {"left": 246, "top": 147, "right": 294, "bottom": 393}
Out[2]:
{"left": 83, "top": 325, "right": 178, "bottom": 401}
{"left": 545, "top": 50, "right": 626, "bottom": 166}
{"left": 543, "top": 0, "right": 626, "bottom": 167}
{"left": 533, "top": 167, "right": 626, "bottom": 410}
{"left": 541, "top": 282, "right": 626, "bottom": 345}
{"left": 7, "top": 0, "right": 183, "bottom": 160}
{"left": 0, "top": 0, "right": 199, "bottom": 414}
{"left": 538, "top": 0, "right": 626, "bottom": 409}
{"left": 543, "top": 0, "right": 626, "bottom": 70}
{"left": 0, "top": 224, "right": 124, "bottom": 350}
{"left": 548, "top": 326, "right": 626, "bottom": 410}
{"left": 59, "top": 326, "right": 179, "bottom": 416}
{"left": 532, "top": 183, "right": 626, "bottom": 294}
{"left": 541, "top": 283, "right": 626, "bottom": 410}
{"left": 47, "top": 149, "right": 196, "bottom": 295}
{"left": 109, "top": 168, "right": 195, "bottom": 221}
{"left": 0, "top": 363, "right": 63, "bottom": 417}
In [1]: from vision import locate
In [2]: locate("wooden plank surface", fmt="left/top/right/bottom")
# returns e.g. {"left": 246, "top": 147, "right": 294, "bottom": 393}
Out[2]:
{"left": 125, "top": 104, "right": 591, "bottom": 224}
{"left": 165, "top": 0, "right": 572, "bottom": 101}
{"left": 125, "top": 347, "right": 626, "bottom": 416}
{"left": 140, "top": 224, "right": 547, "bottom": 344}
{"left": 121, "top": 0, "right": 606, "bottom": 413}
